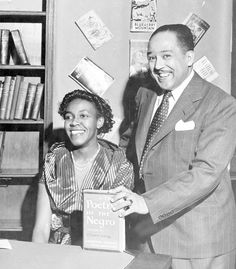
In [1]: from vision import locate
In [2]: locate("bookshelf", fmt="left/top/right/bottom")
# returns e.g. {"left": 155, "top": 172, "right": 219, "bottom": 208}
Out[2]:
{"left": 0, "top": 0, "right": 54, "bottom": 238}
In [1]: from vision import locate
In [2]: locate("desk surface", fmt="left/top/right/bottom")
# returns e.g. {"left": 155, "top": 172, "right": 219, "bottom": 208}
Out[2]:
{"left": 0, "top": 240, "right": 171, "bottom": 269}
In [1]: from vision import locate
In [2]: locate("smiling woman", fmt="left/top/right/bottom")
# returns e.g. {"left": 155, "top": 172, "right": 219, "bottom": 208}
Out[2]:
{"left": 32, "top": 89, "right": 134, "bottom": 246}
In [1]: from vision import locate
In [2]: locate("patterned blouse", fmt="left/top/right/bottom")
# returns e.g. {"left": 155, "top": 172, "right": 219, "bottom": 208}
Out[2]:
{"left": 39, "top": 139, "right": 134, "bottom": 245}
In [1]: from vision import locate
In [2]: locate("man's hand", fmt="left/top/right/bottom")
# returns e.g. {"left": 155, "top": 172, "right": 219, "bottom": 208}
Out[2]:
{"left": 109, "top": 186, "right": 149, "bottom": 217}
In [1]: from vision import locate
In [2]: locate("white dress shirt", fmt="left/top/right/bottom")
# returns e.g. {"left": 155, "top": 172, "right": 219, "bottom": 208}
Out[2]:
{"left": 151, "top": 70, "right": 194, "bottom": 122}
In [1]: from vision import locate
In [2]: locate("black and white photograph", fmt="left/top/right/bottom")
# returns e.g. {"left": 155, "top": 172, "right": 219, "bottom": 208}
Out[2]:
{"left": 0, "top": 1, "right": 235, "bottom": 269}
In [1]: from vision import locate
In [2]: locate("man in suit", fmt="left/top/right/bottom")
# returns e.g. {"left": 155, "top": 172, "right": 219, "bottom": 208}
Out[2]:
{"left": 110, "top": 24, "right": 236, "bottom": 268}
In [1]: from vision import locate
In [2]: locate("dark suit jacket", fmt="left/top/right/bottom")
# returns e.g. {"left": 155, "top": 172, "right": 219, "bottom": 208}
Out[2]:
{"left": 121, "top": 73, "right": 236, "bottom": 258}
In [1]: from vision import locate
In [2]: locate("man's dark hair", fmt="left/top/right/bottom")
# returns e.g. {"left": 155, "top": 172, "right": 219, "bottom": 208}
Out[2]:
{"left": 58, "top": 89, "right": 114, "bottom": 134}
{"left": 150, "top": 24, "right": 194, "bottom": 52}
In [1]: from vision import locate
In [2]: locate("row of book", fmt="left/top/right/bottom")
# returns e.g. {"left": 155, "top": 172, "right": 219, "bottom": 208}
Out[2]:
{"left": 0, "top": 29, "right": 30, "bottom": 65}
{"left": 0, "top": 76, "right": 44, "bottom": 120}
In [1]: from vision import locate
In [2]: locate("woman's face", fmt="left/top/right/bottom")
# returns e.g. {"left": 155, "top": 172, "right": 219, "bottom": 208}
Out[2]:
{"left": 64, "top": 98, "right": 104, "bottom": 149}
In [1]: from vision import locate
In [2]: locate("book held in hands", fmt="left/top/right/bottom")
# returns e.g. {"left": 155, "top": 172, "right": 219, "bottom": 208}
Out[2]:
{"left": 83, "top": 189, "right": 125, "bottom": 252}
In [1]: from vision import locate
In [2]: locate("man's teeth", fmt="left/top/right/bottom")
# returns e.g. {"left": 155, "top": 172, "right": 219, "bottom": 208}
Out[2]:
{"left": 158, "top": 73, "right": 169, "bottom": 78}
{"left": 71, "top": 130, "right": 85, "bottom": 135}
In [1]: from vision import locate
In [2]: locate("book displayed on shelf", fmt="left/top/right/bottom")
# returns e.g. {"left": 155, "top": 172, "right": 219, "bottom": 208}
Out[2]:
{"left": 9, "top": 29, "right": 30, "bottom": 65}
{"left": 0, "top": 76, "right": 12, "bottom": 120}
{"left": 75, "top": 10, "right": 113, "bottom": 50}
{"left": 0, "top": 81, "right": 3, "bottom": 102}
{"left": 9, "top": 75, "right": 24, "bottom": 120}
{"left": 83, "top": 189, "right": 125, "bottom": 252}
{"left": 0, "top": 76, "right": 44, "bottom": 121}
{"left": 14, "top": 80, "right": 29, "bottom": 120}
{"left": 23, "top": 83, "right": 37, "bottom": 119}
{"left": 69, "top": 57, "right": 114, "bottom": 96}
{"left": 30, "top": 83, "right": 44, "bottom": 120}
{"left": 5, "top": 77, "right": 16, "bottom": 120}
{"left": 0, "top": 29, "right": 10, "bottom": 65}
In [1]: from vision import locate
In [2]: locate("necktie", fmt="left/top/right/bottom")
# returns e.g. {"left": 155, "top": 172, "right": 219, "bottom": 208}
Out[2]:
{"left": 139, "top": 91, "right": 172, "bottom": 179}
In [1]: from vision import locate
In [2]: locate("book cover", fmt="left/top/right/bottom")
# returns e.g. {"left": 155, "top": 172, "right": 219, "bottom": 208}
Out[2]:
{"left": 0, "top": 29, "right": 10, "bottom": 65}
{"left": 183, "top": 13, "right": 210, "bottom": 46}
{"left": 23, "top": 83, "right": 37, "bottom": 119}
{"left": 83, "top": 189, "right": 125, "bottom": 252}
{"left": 9, "top": 29, "right": 30, "bottom": 65}
{"left": 130, "top": 0, "right": 157, "bottom": 32}
{"left": 75, "top": 10, "right": 113, "bottom": 50}
{"left": 5, "top": 77, "right": 16, "bottom": 120}
{"left": 69, "top": 57, "right": 114, "bottom": 96}
{"left": 129, "top": 39, "right": 149, "bottom": 77}
{"left": 193, "top": 56, "right": 219, "bottom": 82}
{"left": 14, "top": 81, "right": 29, "bottom": 120}
{"left": 30, "top": 83, "right": 44, "bottom": 120}
{"left": 0, "top": 76, "right": 12, "bottom": 120}
{"left": 9, "top": 75, "right": 24, "bottom": 120}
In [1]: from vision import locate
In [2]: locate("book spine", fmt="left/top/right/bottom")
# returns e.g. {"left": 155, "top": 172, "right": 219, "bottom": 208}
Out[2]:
{"left": 5, "top": 77, "right": 16, "bottom": 120}
{"left": 0, "top": 29, "right": 10, "bottom": 65}
{"left": 10, "top": 30, "right": 30, "bottom": 65}
{"left": 0, "top": 76, "right": 12, "bottom": 119}
{"left": 9, "top": 75, "right": 24, "bottom": 120}
{"left": 23, "top": 83, "right": 37, "bottom": 119}
{"left": 14, "top": 81, "right": 29, "bottom": 120}
{"left": 0, "top": 81, "right": 4, "bottom": 104}
{"left": 31, "top": 83, "right": 44, "bottom": 120}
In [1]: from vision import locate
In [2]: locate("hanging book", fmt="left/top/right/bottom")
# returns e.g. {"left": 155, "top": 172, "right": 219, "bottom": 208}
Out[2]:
{"left": 129, "top": 39, "right": 149, "bottom": 77}
{"left": 9, "top": 29, "right": 30, "bottom": 65}
{"left": 130, "top": 0, "right": 157, "bottom": 32}
{"left": 75, "top": 10, "right": 113, "bottom": 50}
{"left": 83, "top": 189, "right": 125, "bottom": 252}
{"left": 69, "top": 57, "right": 114, "bottom": 96}
{"left": 183, "top": 13, "right": 210, "bottom": 46}
{"left": 193, "top": 56, "right": 218, "bottom": 82}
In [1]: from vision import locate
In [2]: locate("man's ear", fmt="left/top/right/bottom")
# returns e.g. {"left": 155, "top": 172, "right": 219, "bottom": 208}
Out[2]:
{"left": 97, "top": 117, "right": 104, "bottom": 129}
{"left": 186, "top": 50, "right": 194, "bottom": 67}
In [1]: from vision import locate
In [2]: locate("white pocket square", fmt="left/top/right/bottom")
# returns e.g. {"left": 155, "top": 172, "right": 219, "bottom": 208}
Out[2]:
{"left": 175, "top": 119, "right": 195, "bottom": 131}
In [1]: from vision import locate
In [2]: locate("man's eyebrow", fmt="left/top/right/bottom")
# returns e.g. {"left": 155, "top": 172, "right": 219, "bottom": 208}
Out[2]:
{"left": 147, "top": 49, "right": 172, "bottom": 55}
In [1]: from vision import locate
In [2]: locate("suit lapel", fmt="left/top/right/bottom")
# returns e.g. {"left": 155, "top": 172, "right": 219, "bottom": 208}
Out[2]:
{"left": 135, "top": 89, "right": 157, "bottom": 161}
{"left": 139, "top": 73, "right": 205, "bottom": 155}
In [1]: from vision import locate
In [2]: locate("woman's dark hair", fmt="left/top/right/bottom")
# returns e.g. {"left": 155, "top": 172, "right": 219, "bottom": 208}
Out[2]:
{"left": 150, "top": 24, "right": 194, "bottom": 52}
{"left": 58, "top": 89, "right": 114, "bottom": 135}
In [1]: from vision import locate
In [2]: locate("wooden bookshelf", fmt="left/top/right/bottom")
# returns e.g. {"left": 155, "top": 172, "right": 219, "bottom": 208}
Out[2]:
{"left": 0, "top": 0, "right": 54, "bottom": 237}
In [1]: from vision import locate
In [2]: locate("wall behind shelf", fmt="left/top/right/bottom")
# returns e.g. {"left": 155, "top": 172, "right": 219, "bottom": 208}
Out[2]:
{"left": 0, "top": 0, "right": 42, "bottom": 11}
{"left": 52, "top": 0, "right": 232, "bottom": 145}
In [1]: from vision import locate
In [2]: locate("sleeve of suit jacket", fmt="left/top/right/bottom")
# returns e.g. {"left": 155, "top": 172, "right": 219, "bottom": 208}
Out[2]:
{"left": 142, "top": 88, "right": 236, "bottom": 223}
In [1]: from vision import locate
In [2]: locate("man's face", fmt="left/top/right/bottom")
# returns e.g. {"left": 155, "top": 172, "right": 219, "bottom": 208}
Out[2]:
{"left": 147, "top": 31, "right": 194, "bottom": 91}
